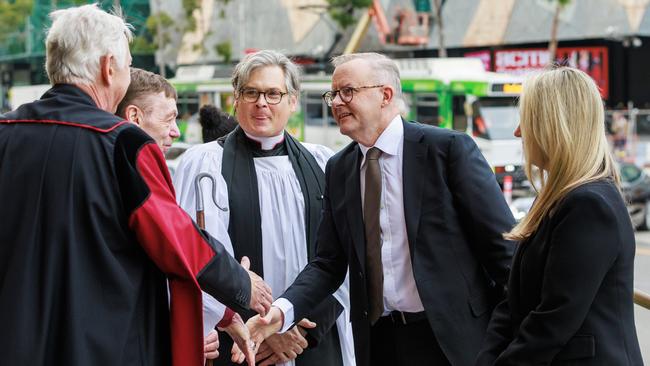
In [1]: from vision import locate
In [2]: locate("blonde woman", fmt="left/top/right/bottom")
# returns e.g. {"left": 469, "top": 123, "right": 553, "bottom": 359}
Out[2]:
{"left": 475, "top": 67, "right": 642, "bottom": 365}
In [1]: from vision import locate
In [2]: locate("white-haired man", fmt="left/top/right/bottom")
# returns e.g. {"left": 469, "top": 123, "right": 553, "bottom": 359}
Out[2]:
{"left": 0, "top": 5, "right": 272, "bottom": 366}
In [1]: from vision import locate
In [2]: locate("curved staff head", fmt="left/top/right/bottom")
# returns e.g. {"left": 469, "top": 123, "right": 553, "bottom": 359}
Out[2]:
{"left": 507, "top": 66, "right": 619, "bottom": 240}
{"left": 231, "top": 50, "right": 300, "bottom": 138}
{"left": 46, "top": 4, "right": 133, "bottom": 113}
{"left": 194, "top": 173, "right": 228, "bottom": 228}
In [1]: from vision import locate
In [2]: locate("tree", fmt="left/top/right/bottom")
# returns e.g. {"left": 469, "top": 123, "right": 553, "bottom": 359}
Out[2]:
{"left": 0, "top": 0, "right": 34, "bottom": 52}
{"left": 432, "top": 0, "right": 446, "bottom": 57}
{"left": 548, "top": 0, "right": 571, "bottom": 62}
{"left": 146, "top": 10, "right": 175, "bottom": 77}
{"left": 215, "top": 41, "right": 232, "bottom": 63}
{"left": 326, "top": 0, "right": 372, "bottom": 29}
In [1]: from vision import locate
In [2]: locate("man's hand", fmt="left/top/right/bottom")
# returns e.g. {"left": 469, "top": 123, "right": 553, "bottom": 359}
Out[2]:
{"left": 231, "top": 306, "right": 286, "bottom": 362}
{"left": 204, "top": 330, "right": 219, "bottom": 360}
{"left": 241, "top": 256, "right": 272, "bottom": 316}
{"left": 256, "top": 318, "right": 316, "bottom": 366}
{"left": 218, "top": 312, "right": 255, "bottom": 366}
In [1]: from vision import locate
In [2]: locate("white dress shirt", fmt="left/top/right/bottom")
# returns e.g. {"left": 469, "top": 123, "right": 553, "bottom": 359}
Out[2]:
{"left": 358, "top": 114, "right": 424, "bottom": 314}
{"left": 275, "top": 114, "right": 424, "bottom": 332}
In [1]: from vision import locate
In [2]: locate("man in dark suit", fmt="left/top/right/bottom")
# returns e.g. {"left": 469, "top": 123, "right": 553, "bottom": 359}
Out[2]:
{"left": 245, "top": 52, "right": 516, "bottom": 366}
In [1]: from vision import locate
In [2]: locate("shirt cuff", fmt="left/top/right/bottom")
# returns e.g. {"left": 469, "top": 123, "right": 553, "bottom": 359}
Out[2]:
{"left": 273, "top": 297, "right": 295, "bottom": 333}
{"left": 217, "top": 308, "right": 235, "bottom": 328}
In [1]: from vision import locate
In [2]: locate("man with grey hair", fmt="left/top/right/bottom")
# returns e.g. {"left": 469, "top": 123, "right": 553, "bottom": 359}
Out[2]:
{"left": 0, "top": 5, "right": 272, "bottom": 366}
{"left": 173, "top": 49, "right": 355, "bottom": 366}
{"left": 243, "top": 52, "right": 515, "bottom": 366}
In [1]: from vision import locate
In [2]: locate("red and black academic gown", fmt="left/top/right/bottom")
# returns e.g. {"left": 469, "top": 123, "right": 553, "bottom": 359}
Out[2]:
{"left": 0, "top": 84, "right": 249, "bottom": 366}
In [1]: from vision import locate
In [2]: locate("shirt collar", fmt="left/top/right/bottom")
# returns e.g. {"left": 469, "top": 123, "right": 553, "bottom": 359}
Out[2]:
{"left": 244, "top": 131, "right": 285, "bottom": 150}
{"left": 359, "top": 114, "right": 403, "bottom": 158}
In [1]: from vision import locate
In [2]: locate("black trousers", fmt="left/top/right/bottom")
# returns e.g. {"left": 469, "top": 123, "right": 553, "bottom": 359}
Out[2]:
{"left": 370, "top": 315, "right": 451, "bottom": 366}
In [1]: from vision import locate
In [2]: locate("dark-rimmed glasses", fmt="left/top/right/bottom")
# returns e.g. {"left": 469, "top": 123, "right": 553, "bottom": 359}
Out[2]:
{"left": 238, "top": 88, "right": 288, "bottom": 105}
{"left": 322, "top": 85, "right": 384, "bottom": 106}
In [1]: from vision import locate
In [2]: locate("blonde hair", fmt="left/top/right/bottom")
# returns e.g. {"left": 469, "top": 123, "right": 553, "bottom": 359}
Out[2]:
{"left": 506, "top": 67, "right": 620, "bottom": 241}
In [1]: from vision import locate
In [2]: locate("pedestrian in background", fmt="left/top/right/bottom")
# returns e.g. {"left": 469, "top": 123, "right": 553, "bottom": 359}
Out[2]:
{"left": 199, "top": 104, "right": 238, "bottom": 142}
{"left": 476, "top": 67, "right": 643, "bottom": 365}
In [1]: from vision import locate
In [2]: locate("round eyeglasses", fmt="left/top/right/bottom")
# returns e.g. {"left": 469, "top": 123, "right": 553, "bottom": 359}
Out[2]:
{"left": 239, "top": 88, "right": 288, "bottom": 105}
{"left": 321, "top": 85, "right": 384, "bottom": 107}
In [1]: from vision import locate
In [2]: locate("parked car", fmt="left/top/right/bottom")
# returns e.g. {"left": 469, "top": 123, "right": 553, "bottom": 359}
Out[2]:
{"left": 620, "top": 162, "right": 650, "bottom": 230}
{"left": 509, "top": 162, "right": 650, "bottom": 230}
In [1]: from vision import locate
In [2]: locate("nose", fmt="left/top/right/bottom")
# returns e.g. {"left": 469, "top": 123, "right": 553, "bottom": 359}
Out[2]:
{"left": 331, "top": 92, "right": 345, "bottom": 107}
{"left": 514, "top": 125, "right": 521, "bottom": 138}
{"left": 255, "top": 93, "right": 269, "bottom": 107}
{"left": 170, "top": 120, "right": 181, "bottom": 139}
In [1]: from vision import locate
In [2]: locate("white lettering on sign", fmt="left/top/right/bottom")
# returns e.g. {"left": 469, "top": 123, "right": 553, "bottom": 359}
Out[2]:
{"left": 495, "top": 49, "right": 550, "bottom": 75}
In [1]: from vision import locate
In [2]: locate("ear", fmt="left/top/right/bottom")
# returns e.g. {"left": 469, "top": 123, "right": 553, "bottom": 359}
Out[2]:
{"left": 99, "top": 54, "right": 116, "bottom": 86}
{"left": 124, "top": 104, "right": 141, "bottom": 125}
{"left": 288, "top": 94, "right": 298, "bottom": 113}
{"left": 382, "top": 85, "right": 394, "bottom": 107}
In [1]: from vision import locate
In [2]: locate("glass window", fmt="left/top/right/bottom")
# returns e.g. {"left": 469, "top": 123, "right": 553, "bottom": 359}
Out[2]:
{"left": 176, "top": 91, "right": 199, "bottom": 117}
{"left": 304, "top": 92, "right": 335, "bottom": 126}
{"left": 473, "top": 97, "right": 519, "bottom": 140}
{"left": 415, "top": 93, "right": 439, "bottom": 125}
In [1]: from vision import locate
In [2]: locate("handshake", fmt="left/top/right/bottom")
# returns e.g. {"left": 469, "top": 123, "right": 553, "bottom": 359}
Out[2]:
{"left": 204, "top": 257, "right": 316, "bottom": 366}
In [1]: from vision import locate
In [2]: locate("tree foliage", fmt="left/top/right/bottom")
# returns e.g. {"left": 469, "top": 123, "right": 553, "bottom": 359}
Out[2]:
{"left": 0, "top": 0, "right": 34, "bottom": 46}
{"left": 547, "top": 0, "right": 572, "bottom": 61}
{"left": 326, "top": 0, "right": 372, "bottom": 29}
{"left": 215, "top": 40, "right": 232, "bottom": 63}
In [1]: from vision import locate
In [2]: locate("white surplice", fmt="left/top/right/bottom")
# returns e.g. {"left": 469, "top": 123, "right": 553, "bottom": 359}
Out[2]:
{"left": 173, "top": 139, "right": 355, "bottom": 366}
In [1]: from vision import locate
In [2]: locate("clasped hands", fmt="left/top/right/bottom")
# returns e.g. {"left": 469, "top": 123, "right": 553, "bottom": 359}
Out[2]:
{"left": 204, "top": 257, "right": 316, "bottom": 365}
{"left": 231, "top": 307, "right": 316, "bottom": 366}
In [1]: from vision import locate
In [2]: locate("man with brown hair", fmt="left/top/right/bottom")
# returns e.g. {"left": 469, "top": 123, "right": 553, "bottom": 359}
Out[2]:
{"left": 117, "top": 68, "right": 181, "bottom": 153}
{"left": 117, "top": 68, "right": 250, "bottom": 363}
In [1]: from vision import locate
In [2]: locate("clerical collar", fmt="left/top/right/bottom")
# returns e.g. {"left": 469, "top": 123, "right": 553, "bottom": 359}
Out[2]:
{"left": 243, "top": 131, "right": 287, "bottom": 157}
{"left": 244, "top": 132, "right": 285, "bottom": 150}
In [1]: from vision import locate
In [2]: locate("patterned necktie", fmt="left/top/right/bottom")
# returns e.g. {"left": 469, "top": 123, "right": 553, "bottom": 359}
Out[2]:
{"left": 364, "top": 147, "right": 383, "bottom": 325}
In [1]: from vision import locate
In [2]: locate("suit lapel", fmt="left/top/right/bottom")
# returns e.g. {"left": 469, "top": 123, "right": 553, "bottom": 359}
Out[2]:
{"left": 344, "top": 146, "right": 366, "bottom": 271}
{"left": 402, "top": 120, "right": 426, "bottom": 256}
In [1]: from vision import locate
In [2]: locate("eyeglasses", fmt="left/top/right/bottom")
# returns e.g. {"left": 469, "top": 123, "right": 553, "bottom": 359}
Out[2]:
{"left": 238, "top": 88, "right": 288, "bottom": 105}
{"left": 322, "top": 85, "right": 384, "bottom": 106}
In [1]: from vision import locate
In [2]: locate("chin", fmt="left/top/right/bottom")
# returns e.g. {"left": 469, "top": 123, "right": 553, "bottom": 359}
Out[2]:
{"left": 337, "top": 121, "right": 355, "bottom": 137}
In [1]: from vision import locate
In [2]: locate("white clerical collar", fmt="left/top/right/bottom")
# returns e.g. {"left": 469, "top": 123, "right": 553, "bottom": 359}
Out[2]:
{"left": 244, "top": 131, "right": 285, "bottom": 150}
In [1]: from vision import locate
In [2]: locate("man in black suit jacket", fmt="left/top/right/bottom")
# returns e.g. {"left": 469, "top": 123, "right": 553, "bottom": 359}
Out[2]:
{"left": 246, "top": 53, "right": 516, "bottom": 366}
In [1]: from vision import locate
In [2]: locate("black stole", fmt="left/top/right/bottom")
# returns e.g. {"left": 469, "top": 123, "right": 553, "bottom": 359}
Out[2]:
{"left": 219, "top": 126, "right": 325, "bottom": 279}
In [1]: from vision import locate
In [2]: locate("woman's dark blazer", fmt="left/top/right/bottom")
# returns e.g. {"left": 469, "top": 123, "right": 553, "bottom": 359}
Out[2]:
{"left": 476, "top": 180, "right": 643, "bottom": 365}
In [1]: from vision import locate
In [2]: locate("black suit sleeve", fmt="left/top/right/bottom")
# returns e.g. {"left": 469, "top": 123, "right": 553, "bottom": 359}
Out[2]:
{"left": 492, "top": 192, "right": 620, "bottom": 365}
{"left": 447, "top": 133, "right": 515, "bottom": 289}
{"left": 281, "top": 160, "right": 350, "bottom": 324}
{"left": 116, "top": 128, "right": 251, "bottom": 314}
{"left": 302, "top": 295, "right": 344, "bottom": 347}
{"left": 474, "top": 298, "right": 513, "bottom": 365}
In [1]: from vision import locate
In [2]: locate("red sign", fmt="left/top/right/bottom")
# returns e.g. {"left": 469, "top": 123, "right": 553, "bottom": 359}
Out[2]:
{"left": 495, "top": 49, "right": 549, "bottom": 74}
{"left": 556, "top": 47, "right": 609, "bottom": 99}
{"left": 494, "top": 47, "right": 609, "bottom": 98}
{"left": 464, "top": 50, "right": 492, "bottom": 71}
